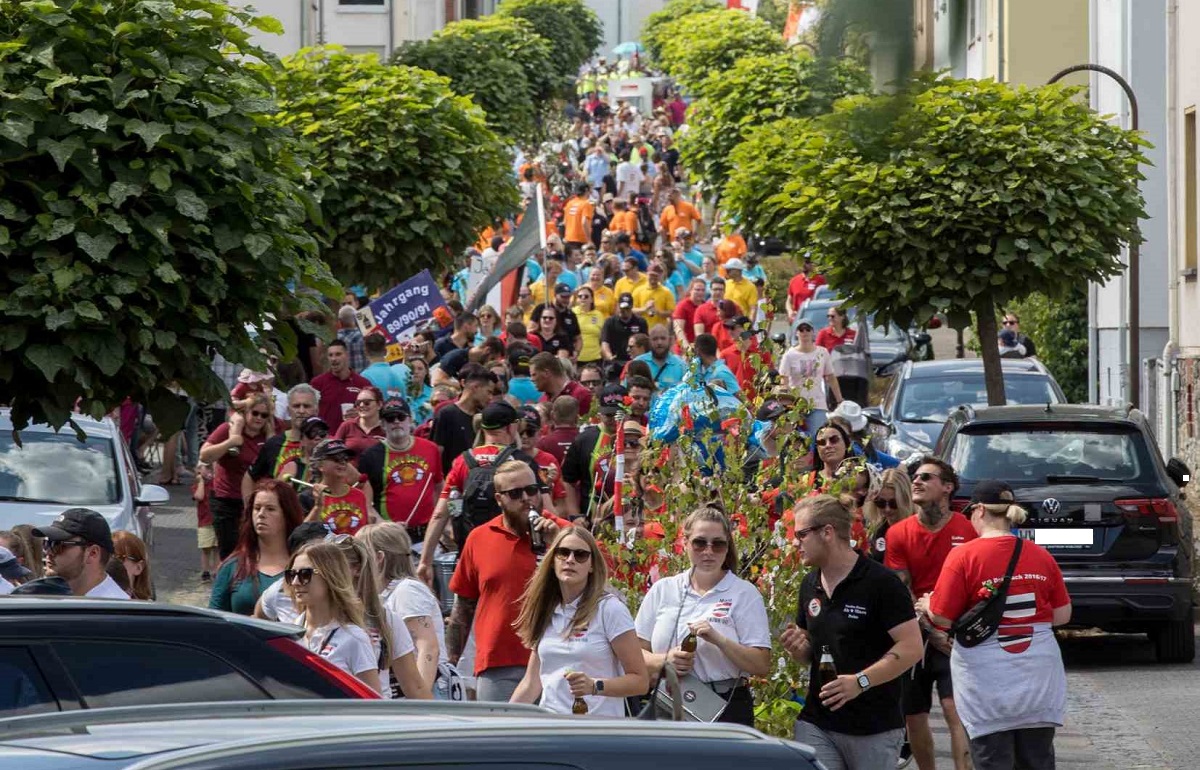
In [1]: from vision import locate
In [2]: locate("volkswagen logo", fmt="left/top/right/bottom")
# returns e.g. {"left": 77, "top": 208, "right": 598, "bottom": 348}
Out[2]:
{"left": 1042, "top": 498, "right": 1061, "bottom": 516}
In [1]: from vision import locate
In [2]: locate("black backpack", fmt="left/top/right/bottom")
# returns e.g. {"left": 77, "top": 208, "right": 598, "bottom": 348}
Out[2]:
{"left": 453, "top": 444, "right": 519, "bottom": 547}
{"left": 636, "top": 201, "right": 657, "bottom": 245}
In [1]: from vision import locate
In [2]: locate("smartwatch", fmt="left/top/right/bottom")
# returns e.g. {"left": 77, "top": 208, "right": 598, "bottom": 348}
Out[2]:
{"left": 593, "top": 679, "right": 605, "bottom": 695}
{"left": 856, "top": 673, "right": 871, "bottom": 692}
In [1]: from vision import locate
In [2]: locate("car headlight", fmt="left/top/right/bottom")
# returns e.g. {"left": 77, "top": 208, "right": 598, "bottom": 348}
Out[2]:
{"left": 887, "top": 436, "right": 926, "bottom": 461}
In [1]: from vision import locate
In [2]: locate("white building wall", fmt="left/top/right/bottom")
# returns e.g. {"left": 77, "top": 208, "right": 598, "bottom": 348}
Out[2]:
{"left": 581, "top": 0, "right": 667, "bottom": 58}
{"left": 237, "top": 0, "right": 443, "bottom": 59}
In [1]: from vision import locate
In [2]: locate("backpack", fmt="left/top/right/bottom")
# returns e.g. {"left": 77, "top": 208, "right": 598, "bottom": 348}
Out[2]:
{"left": 635, "top": 202, "right": 657, "bottom": 245}
{"left": 453, "top": 444, "right": 520, "bottom": 547}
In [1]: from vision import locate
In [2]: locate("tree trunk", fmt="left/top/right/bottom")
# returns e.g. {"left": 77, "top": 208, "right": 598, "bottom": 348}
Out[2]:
{"left": 975, "top": 293, "right": 1006, "bottom": 406}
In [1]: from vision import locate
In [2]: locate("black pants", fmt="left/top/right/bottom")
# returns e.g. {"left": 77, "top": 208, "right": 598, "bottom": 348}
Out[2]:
{"left": 716, "top": 686, "right": 755, "bottom": 727}
{"left": 211, "top": 494, "right": 245, "bottom": 560}
{"left": 969, "top": 727, "right": 1056, "bottom": 770}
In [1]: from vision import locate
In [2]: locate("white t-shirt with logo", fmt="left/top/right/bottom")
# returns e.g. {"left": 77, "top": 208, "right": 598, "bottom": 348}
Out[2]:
{"left": 369, "top": 607, "right": 417, "bottom": 699}
{"left": 383, "top": 578, "right": 448, "bottom": 666}
{"left": 86, "top": 575, "right": 131, "bottom": 600}
{"left": 304, "top": 621, "right": 376, "bottom": 678}
{"left": 258, "top": 579, "right": 300, "bottom": 624}
{"left": 635, "top": 570, "right": 770, "bottom": 683}
{"left": 537, "top": 593, "right": 635, "bottom": 717}
{"left": 779, "top": 346, "right": 834, "bottom": 411}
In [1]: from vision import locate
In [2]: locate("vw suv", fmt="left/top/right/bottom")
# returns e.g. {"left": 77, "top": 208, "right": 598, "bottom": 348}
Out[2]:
{"left": 935, "top": 404, "right": 1195, "bottom": 663}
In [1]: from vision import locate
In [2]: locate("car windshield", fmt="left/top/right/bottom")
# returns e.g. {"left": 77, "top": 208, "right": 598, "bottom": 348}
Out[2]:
{"left": 897, "top": 375, "right": 1060, "bottom": 421}
{"left": 948, "top": 427, "right": 1155, "bottom": 484}
{"left": 0, "top": 431, "right": 120, "bottom": 505}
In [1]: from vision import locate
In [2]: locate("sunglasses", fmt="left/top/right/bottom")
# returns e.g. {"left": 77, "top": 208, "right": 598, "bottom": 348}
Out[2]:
{"left": 1003, "top": 320, "right": 1017, "bottom": 325}
{"left": 690, "top": 537, "right": 728, "bottom": 552}
{"left": 383, "top": 414, "right": 409, "bottom": 424}
{"left": 285, "top": 567, "right": 319, "bottom": 586}
{"left": 305, "top": 429, "right": 329, "bottom": 440}
{"left": 355, "top": 399, "right": 376, "bottom": 407}
{"left": 118, "top": 554, "right": 144, "bottom": 564}
{"left": 553, "top": 546, "right": 593, "bottom": 563}
{"left": 815, "top": 435, "right": 842, "bottom": 447}
{"left": 875, "top": 499, "right": 900, "bottom": 510}
{"left": 521, "top": 428, "right": 538, "bottom": 438}
{"left": 47, "top": 539, "right": 88, "bottom": 555}
{"left": 250, "top": 410, "right": 271, "bottom": 418}
{"left": 496, "top": 484, "right": 540, "bottom": 501}
{"left": 826, "top": 314, "right": 838, "bottom": 319}
{"left": 624, "top": 439, "right": 643, "bottom": 449}
{"left": 914, "top": 472, "right": 944, "bottom": 483}
{"left": 794, "top": 524, "right": 828, "bottom": 540}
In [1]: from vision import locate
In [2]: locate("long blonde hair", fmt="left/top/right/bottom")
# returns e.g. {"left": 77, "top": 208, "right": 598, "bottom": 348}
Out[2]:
{"left": 356, "top": 522, "right": 415, "bottom": 582}
{"left": 288, "top": 543, "right": 366, "bottom": 629}
{"left": 513, "top": 526, "right": 609, "bottom": 648}
{"left": 247, "top": 393, "right": 276, "bottom": 438}
{"left": 330, "top": 536, "right": 394, "bottom": 663}
{"left": 864, "top": 468, "right": 914, "bottom": 531}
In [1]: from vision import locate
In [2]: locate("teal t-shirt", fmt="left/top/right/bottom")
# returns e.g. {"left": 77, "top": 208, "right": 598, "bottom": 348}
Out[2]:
{"left": 209, "top": 560, "right": 283, "bottom": 617}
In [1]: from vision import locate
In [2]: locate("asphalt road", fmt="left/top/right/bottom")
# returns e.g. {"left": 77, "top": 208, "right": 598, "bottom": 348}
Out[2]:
{"left": 147, "top": 484, "right": 1199, "bottom": 767}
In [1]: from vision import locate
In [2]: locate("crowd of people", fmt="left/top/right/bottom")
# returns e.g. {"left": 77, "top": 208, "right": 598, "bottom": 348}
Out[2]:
{"left": 0, "top": 57, "right": 1061, "bottom": 770}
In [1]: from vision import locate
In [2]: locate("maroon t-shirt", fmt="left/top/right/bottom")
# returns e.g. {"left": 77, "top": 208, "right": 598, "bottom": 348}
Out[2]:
{"left": 537, "top": 426, "right": 578, "bottom": 464}
{"left": 205, "top": 422, "right": 266, "bottom": 500}
{"left": 672, "top": 298, "right": 702, "bottom": 344}
{"left": 334, "top": 419, "right": 386, "bottom": 457}
{"left": 539, "top": 379, "right": 593, "bottom": 414}
{"left": 311, "top": 370, "right": 373, "bottom": 428}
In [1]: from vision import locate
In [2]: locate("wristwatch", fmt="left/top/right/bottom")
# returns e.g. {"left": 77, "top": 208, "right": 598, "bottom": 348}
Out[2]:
{"left": 856, "top": 673, "right": 871, "bottom": 692}
{"left": 593, "top": 679, "right": 605, "bottom": 695}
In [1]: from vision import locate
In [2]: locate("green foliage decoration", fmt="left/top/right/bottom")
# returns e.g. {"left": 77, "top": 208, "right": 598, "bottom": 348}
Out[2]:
{"left": 271, "top": 48, "right": 518, "bottom": 290}
{"left": 679, "top": 50, "right": 871, "bottom": 196}
{"left": 498, "top": 0, "right": 603, "bottom": 84}
{"left": 641, "top": 0, "right": 723, "bottom": 63}
{"left": 0, "top": 0, "right": 334, "bottom": 432}
{"left": 655, "top": 9, "right": 785, "bottom": 92}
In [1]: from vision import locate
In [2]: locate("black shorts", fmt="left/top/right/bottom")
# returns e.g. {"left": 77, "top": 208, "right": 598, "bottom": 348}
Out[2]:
{"left": 903, "top": 645, "right": 953, "bottom": 716}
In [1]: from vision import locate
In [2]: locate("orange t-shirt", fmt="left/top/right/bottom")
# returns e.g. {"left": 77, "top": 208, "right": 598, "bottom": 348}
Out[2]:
{"left": 609, "top": 210, "right": 638, "bottom": 239}
{"left": 563, "top": 196, "right": 595, "bottom": 244}
{"left": 659, "top": 201, "right": 700, "bottom": 238}
{"left": 715, "top": 234, "right": 748, "bottom": 265}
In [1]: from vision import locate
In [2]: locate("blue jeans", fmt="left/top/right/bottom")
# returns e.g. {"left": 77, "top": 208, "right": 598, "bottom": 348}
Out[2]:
{"left": 805, "top": 409, "right": 828, "bottom": 435}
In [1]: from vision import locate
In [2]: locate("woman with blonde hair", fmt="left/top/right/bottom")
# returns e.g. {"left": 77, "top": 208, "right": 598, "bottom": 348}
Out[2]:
{"left": 864, "top": 468, "right": 914, "bottom": 563}
{"left": 572, "top": 286, "right": 606, "bottom": 366}
{"left": 476, "top": 305, "right": 502, "bottom": 342}
{"left": 327, "top": 534, "right": 431, "bottom": 699}
{"left": 634, "top": 507, "right": 771, "bottom": 726}
{"left": 0, "top": 529, "right": 40, "bottom": 579}
{"left": 285, "top": 542, "right": 378, "bottom": 689}
{"left": 113, "top": 531, "right": 154, "bottom": 600}
{"left": 511, "top": 526, "right": 647, "bottom": 715}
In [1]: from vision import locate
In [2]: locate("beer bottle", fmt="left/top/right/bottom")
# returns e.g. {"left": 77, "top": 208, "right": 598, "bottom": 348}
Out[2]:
{"left": 818, "top": 646, "right": 837, "bottom": 689}
{"left": 680, "top": 630, "right": 698, "bottom": 653}
{"left": 572, "top": 695, "right": 589, "bottom": 715}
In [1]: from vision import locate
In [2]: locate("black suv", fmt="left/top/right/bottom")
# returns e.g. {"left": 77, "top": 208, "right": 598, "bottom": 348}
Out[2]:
{"left": 0, "top": 598, "right": 377, "bottom": 716}
{"left": 935, "top": 404, "right": 1195, "bottom": 663}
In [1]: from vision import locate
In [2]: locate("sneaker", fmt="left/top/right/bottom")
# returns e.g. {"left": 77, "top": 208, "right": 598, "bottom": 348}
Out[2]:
{"left": 897, "top": 737, "right": 913, "bottom": 769}
{"left": 201, "top": 571, "right": 212, "bottom": 582}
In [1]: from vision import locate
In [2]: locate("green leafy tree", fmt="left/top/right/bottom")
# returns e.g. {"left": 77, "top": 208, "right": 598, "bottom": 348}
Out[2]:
{"left": 392, "top": 16, "right": 560, "bottom": 140}
{"left": 272, "top": 49, "right": 518, "bottom": 290}
{"left": 723, "top": 76, "right": 1146, "bottom": 404}
{"left": 656, "top": 9, "right": 785, "bottom": 91}
{"left": 0, "top": 0, "right": 333, "bottom": 432}
{"left": 498, "top": 0, "right": 603, "bottom": 84}
{"left": 1005, "top": 290, "right": 1088, "bottom": 402}
{"left": 679, "top": 51, "right": 871, "bottom": 197}
{"left": 641, "top": 0, "right": 723, "bottom": 63}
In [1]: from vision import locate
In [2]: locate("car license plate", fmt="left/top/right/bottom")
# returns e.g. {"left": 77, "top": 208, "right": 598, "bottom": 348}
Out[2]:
{"left": 1016, "top": 528, "right": 1093, "bottom": 547}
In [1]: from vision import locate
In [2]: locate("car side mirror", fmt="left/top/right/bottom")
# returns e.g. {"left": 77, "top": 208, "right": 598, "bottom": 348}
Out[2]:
{"left": 135, "top": 483, "right": 171, "bottom": 506}
{"left": 1167, "top": 457, "right": 1191, "bottom": 488}
{"left": 914, "top": 332, "right": 932, "bottom": 346}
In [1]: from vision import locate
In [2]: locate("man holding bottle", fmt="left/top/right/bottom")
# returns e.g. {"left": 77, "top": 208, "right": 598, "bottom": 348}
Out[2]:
{"left": 781, "top": 495, "right": 923, "bottom": 770}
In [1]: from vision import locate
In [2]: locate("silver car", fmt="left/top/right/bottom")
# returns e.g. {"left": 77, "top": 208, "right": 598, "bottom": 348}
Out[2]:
{"left": 0, "top": 409, "right": 169, "bottom": 547}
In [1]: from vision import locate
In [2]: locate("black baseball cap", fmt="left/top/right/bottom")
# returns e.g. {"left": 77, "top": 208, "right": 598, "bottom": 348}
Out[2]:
{"left": 555, "top": 282, "right": 572, "bottom": 296}
{"left": 599, "top": 384, "right": 628, "bottom": 415}
{"left": 300, "top": 416, "right": 329, "bottom": 439}
{"left": 0, "top": 546, "right": 32, "bottom": 582}
{"left": 381, "top": 398, "right": 410, "bottom": 419}
{"left": 287, "top": 522, "right": 330, "bottom": 554}
{"left": 519, "top": 405, "right": 542, "bottom": 431}
{"left": 618, "top": 292, "right": 634, "bottom": 309}
{"left": 971, "top": 480, "right": 1015, "bottom": 505}
{"left": 312, "top": 438, "right": 354, "bottom": 461}
{"left": 756, "top": 399, "right": 788, "bottom": 423}
{"left": 33, "top": 508, "right": 115, "bottom": 553}
{"left": 480, "top": 401, "right": 520, "bottom": 430}
{"left": 723, "top": 314, "right": 752, "bottom": 329}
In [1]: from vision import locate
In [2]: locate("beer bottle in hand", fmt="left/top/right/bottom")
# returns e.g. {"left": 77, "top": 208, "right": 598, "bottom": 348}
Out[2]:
{"left": 572, "top": 696, "right": 589, "bottom": 715}
{"left": 818, "top": 646, "right": 837, "bottom": 689}
{"left": 680, "top": 630, "right": 698, "bottom": 653}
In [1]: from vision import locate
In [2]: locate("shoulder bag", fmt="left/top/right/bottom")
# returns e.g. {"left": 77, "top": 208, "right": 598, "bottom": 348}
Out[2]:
{"left": 951, "top": 538, "right": 1023, "bottom": 648}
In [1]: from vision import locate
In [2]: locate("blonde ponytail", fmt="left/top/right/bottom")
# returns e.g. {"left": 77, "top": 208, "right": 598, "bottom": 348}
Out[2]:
{"left": 1004, "top": 504, "right": 1028, "bottom": 526}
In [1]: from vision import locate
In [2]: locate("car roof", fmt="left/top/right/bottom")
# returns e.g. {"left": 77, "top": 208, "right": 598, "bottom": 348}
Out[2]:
{"left": 0, "top": 598, "right": 301, "bottom": 637}
{"left": 903, "top": 358, "right": 1050, "bottom": 379}
{"left": 0, "top": 408, "right": 115, "bottom": 439}
{"left": 947, "top": 403, "right": 1143, "bottom": 426}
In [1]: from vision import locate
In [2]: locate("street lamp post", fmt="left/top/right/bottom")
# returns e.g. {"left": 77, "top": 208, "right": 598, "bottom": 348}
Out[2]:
{"left": 1047, "top": 63, "right": 1140, "bottom": 408}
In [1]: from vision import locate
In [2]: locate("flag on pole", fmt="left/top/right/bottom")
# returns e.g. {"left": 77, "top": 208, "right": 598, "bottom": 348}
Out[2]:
{"left": 464, "top": 197, "right": 543, "bottom": 313}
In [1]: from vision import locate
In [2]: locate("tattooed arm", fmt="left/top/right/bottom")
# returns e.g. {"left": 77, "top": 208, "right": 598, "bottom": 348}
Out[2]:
{"left": 446, "top": 596, "right": 477, "bottom": 666}
{"left": 405, "top": 614, "right": 442, "bottom": 691}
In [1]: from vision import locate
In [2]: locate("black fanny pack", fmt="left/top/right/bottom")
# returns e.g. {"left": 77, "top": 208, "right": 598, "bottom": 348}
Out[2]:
{"left": 951, "top": 538, "right": 1023, "bottom": 648}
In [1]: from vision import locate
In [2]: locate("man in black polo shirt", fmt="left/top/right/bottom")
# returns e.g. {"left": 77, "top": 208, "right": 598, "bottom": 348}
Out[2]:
{"left": 781, "top": 494, "right": 923, "bottom": 770}
{"left": 600, "top": 293, "right": 648, "bottom": 369}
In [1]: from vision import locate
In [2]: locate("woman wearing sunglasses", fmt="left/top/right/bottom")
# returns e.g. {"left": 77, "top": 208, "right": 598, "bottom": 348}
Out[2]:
{"left": 328, "top": 534, "right": 431, "bottom": 699}
{"left": 572, "top": 287, "right": 606, "bottom": 366}
{"left": 277, "top": 417, "right": 329, "bottom": 485}
{"left": 475, "top": 305, "right": 502, "bottom": 343}
{"left": 200, "top": 392, "right": 276, "bottom": 559}
{"left": 286, "top": 543, "right": 378, "bottom": 690}
{"left": 865, "top": 468, "right": 914, "bottom": 564}
{"left": 534, "top": 307, "right": 574, "bottom": 360}
{"left": 634, "top": 508, "right": 771, "bottom": 726}
{"left": 807, "top": 423, "right": 853, "bottom": 495}
{"left": 511, "top": 527, "right": 648, "bottom": 715}
{"left": 335, "top": 386, "right": 386, "bottom": 456}
{"left": 210, "top": 479, "right": 304, "bottom": 615}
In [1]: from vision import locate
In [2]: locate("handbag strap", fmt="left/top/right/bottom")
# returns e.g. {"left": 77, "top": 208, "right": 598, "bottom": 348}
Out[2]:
{"left": 996, "top": 537, "right": 1024, "bottom": 596}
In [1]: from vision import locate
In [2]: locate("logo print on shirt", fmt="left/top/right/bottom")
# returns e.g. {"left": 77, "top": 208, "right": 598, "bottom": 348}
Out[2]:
{"left": 569, "top": 625, "right": 589, "bottom": 641}
{"left": 875, "top": 537, "right": 887, "bottom": 553}
{"left": 998, "top": 591, "right": 1037, "bottom": 654}
{"left": 710, "top": 599, "right": 733, "bottom": 620}
{"left": 808, "top": 598, "right": 821, "bottom": 618}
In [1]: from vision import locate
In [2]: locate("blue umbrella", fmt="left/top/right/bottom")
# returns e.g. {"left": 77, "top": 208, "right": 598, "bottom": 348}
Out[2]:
{"left": 612, "top": 41, "right": 644, "bottom": 57}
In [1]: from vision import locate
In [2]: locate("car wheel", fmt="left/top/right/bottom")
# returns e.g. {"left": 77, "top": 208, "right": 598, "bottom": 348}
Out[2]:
{"left": 1151, "top": 605, "right": 1196, "bottom": 664}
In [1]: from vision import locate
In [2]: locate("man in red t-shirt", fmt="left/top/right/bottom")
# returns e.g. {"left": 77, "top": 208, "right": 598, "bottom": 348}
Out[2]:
{"left": 311, "top": 339, "right": 373, "bottom": 428}
{"left": 692, "top": 280, "right": 742, "bottom": 339}
{"left": 785, "top": 257, "right": 827, "bottom": 322}
{"left": 447, "top": 460, "right": 568, "bottom": 702}
{"left": 537, "top": 395, "right": 580, "bottom": 464}
{"left": 531, "top": 352, "right": 593, "bottom": 414}
{"left": 672, "top": 277, "right": 707, "bottom": 353}
{"left": 359, "top": 399, "right": 443, "bottom": 536}
{"left": 884, "top": 457, "right": 976, "bottom": 770}
{"left": 721, "top": 326, "right": 772, "bottom": 399}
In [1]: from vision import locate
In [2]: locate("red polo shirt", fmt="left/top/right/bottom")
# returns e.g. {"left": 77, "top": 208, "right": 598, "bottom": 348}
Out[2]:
{"left": 311, "top": 370, "right": 373, "bottom": 428}
{"left": 449, "top": 511, "right": 570, "bottom": 674}
{"left": 537, "top": 426, "right": 578, "bottom": 464}
{"left": 672, "top": 297, "right": 703, "bottom": 345}
{"left": 539, "top": 379, "right": 593, "bottom": 415}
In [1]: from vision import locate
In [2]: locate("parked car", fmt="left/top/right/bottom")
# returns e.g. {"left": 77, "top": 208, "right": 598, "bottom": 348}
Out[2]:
{"left": 0, "top": 598, "right": 379, "bottom": 717}
{"left": 867, "top": 358, "right": 1067, "bottom": 464}
{"left": 934, "top": 404, "right": 1195, "bottom": 663}
{"left": 0, "top": 700, "right": 824, "bottom": 770}
{"left": 789, "top": 300, "right": 932, "bottom": 369}
{"left": 0, "top": 409, "right": 169, "bottom": 543}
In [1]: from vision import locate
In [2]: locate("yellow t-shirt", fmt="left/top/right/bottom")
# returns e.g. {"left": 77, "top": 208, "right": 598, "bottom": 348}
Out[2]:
{"left": 529, "top": 278, "right": 553, "bottom": 307}
{"left": 724, "top": 277, "right": 758, "bottom": 317}
{"left": 575, "top": 308, "right": 606, "bottom": 362}
{"left": 632, "top": 283, "right": 677, "bottom": 329}
{"left": 614, "top": 274, "right": 648, "bottom": 299}
{"left": 592, "top": 286, "right": 616, "bottom": 317}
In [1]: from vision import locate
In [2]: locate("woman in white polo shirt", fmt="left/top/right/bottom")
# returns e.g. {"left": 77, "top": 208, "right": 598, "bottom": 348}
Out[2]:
{"left": 634, "top": 507, "right": 771, "bottom": 726}
{"left": 511, "top": 527, "right": 648, "bottom": 716}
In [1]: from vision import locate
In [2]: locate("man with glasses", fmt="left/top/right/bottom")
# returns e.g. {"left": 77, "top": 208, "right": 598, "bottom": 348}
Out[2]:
{"left": 244, "top": 384, "right": 320, "bottom": 497}
{"left": 34, "top": 509, "right": 128, "bottom": 598}
{"left": 693, "top": 279, "right": 739, "bottom": 339}
{"left": 446, "top": 460, "right": 568, "bottom": 702}
{"left": 578, "top": 364, "right": 604, "bottom": 394}
{"left": 885, "top": 458, "right": 977, "bottom": 770}
{"left": 359, "top": 399, "right": 443, "bottom": 543}
{"left": 782, "top": 495, "right": 922, "bottom": 770}
{"left": 311, "top": 339, "right": 373, "bottom": 428}
{"left": 1001, "top": 313, "right": 1037, "bottom": 358}
{"left": 517, "top": 406, "right": 568, "bottom": 514}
